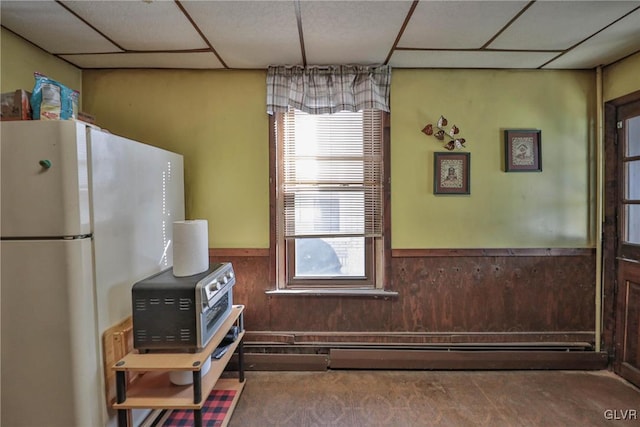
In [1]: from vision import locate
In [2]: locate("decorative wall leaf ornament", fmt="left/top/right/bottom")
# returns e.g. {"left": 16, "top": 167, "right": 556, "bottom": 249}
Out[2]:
{"left": 422, "top": 115, "right": 467, "bottom": 150}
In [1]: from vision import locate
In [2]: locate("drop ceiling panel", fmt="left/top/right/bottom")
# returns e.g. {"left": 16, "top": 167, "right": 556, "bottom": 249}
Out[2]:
{"left": 543, "top": 9, "right": 640, "bottom": 69}
{"left": 300, "top": 0, "right": 413, "bottom": 64}
{"left": 182, "top": 0, "right": 302, "bottom": 68}
{"left": 0, "top": 0, "right": 120, "bottom": 54}
{"left": 1, "top": 0, "right": 638, "bottom": 70}
{"left": 489, "top": 0, "right": 640, "bottom": 50}
{"left": 390, "top": 50, "right": 558, "bottom": 69}
{"left": 61, "top": 0, "right": 207, "bottom": 51}
{"left": 399, "top": 1, "right": 528, "bottom": 49}
{"left": 59, "top": 52, "right": 224, "bottom": 69}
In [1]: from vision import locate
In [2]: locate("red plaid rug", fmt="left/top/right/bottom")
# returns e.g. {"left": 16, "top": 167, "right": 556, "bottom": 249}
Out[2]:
{"left": 163, "top": 389, "right": 237, "bottom": 427}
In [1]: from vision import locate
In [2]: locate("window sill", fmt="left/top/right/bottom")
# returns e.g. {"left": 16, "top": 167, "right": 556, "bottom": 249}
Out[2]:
{"left": 265, "top": 288, "right": 398, "bottom": 298}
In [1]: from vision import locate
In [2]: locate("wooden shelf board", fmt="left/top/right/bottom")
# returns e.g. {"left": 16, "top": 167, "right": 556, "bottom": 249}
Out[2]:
{"left": 114, "top": 305, "right": 244, "bottom": 371}
{"left": 114, "top": 334, "right": 243, "bottom": 409}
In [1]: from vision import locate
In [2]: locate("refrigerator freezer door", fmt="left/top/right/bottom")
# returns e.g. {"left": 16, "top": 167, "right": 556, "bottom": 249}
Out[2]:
{"left": 0, "top": 238, "right": 103, "bottom": 427}
{"left": 1, "top": 121, "right": 91, "bottom": 237}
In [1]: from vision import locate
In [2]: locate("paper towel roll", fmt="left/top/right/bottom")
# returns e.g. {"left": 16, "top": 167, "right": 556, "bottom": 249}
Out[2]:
{"left": 173, "top": 220, "right": 209, "bottom": 277}
{"left": 169, "top": 356, "right": 211, "bottom": 385}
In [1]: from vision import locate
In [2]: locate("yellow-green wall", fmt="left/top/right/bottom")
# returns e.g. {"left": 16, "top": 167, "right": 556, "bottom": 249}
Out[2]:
{"left": 603, "top": 52, "right": 640, "bottom": 101}
{"left": 82, "top": 68, "right": 596, "bottom": 249}
{"left": 391, "top": 69, "right": 596, "bottom": 248}
{"left": 82, "top": 69, "right": 270, "bottom": 248}
{"left": 0, "top": 28, "right": 82, "bottom": 104}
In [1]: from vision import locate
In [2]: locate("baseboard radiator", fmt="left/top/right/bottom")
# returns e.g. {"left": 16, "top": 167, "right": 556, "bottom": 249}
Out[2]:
{"left": 228, "top": 340, "right": 609, "bottom": 371}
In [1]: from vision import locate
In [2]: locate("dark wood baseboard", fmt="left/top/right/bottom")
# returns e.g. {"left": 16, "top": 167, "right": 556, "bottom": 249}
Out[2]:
{"left": 329, "top": 349, "right": 608, "bottom": 370}
{"left": 227, "top": 353, "right": 329, "bottom": 371}
{"left": 227, "top": 349, "right": 608, "bottom": 371}
{"left": 619, "top": 362, "right": 640, "bottom": 389}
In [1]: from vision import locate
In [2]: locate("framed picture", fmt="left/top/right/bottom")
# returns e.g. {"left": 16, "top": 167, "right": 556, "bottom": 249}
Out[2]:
{"left": 434, "top": 152, "right": 470, "bottom": 195}
{"left": 504, "top": 129, "right": 542, "bottom": 172}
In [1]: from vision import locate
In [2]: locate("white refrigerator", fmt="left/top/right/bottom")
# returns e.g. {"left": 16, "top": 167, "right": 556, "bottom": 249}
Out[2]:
{"left": 1, "top": 120, "right": 185, "bottom": 427}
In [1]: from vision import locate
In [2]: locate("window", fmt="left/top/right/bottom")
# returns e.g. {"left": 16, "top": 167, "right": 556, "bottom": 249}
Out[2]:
{"left": 623, "top": 115, "right": 640, "bottom": 246}
{"left": 271, "top": 107, "right": 389, "bottom": 290}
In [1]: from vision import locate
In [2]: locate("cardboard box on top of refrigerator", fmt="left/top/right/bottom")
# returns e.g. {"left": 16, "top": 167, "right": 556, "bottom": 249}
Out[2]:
{"left": 78, "top": 111, "right": 96, "bottom": 124}
{"left": 0, "top": 89, "right": 32, "bottom": 121}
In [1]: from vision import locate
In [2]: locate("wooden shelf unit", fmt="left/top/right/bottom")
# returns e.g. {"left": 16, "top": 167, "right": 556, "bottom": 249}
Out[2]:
{"left": 112, "top": 305, "right": 245, "bottom": 426}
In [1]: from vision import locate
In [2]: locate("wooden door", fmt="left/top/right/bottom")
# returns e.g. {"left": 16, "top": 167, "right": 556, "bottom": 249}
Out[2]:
{"left": 611, "top": 96, "right": 640, "bottom": 388}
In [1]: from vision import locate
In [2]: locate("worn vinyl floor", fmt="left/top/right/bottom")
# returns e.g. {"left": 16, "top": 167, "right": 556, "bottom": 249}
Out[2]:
{"left": 227, "top": 370, "right": 640, "bottom": 427}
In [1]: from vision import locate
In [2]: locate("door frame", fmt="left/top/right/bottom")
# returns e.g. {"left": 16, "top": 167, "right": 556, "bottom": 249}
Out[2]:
{"left": 604, "top": 89, "right": 640, "bottom": 384}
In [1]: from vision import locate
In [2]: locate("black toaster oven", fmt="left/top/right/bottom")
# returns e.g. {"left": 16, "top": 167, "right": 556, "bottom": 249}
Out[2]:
{"left": 131, "top": 262, "right": 235, "bottom": 352}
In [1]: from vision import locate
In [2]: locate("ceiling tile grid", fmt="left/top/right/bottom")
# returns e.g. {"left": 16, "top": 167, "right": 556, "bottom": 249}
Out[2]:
{"left": 1, "top": 0, "right": 121, "bottom": 54}
{"left": 488, "top": 0, "right": 640, "bottom": 50}
{"left": 1, "top": 0, "right": 639, "bottom": 70}
{"left": 389, "top": 49, "right": 559, "bottom": 69}
{"left": 298, "top": 0, "right": 413, "bottom": 65}
{"left": 542, "top": 5, "right": 640, "bottom": 69}
{"left": 398, "top": 1, "right": 529, "bottom": 49}
{"left": 61, "top": 0, "right": 207, "bottom": 51}
{"left": 182, "top": 0, "right": 302, "bottom": 68}
{"left": 59, "top": 52, "right": 224, "bottom": 69}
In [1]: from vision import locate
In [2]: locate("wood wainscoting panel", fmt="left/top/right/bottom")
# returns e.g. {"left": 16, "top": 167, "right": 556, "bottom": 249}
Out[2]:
{"left": 209, "top": 248, "right": 597, "bottom": 350}
{"left": 209, "top": 254, "right": 271, "bottom": 338}
{"left": 390, "top": 254, "right": 595, "bottom": 334}
{"left": 266, "top": 292, "right": 395, "bottom": 332}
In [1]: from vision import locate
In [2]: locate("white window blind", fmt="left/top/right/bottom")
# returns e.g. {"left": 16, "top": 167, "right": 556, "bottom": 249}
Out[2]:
{"left": 278, "top": 108, "right": 384, "bottom": 239}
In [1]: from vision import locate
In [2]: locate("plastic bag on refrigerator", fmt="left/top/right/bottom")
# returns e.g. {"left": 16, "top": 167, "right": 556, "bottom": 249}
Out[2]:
{"left": 30, "top": 72, "right": 79, "bottom": 120}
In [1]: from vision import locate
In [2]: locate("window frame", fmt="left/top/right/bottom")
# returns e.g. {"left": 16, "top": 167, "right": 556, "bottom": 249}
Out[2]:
{"left": 269, "top": 110, "right": 391, "bottom": 292}
{"left": 285, "top": 237, "right": 375, "bottom": 288}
